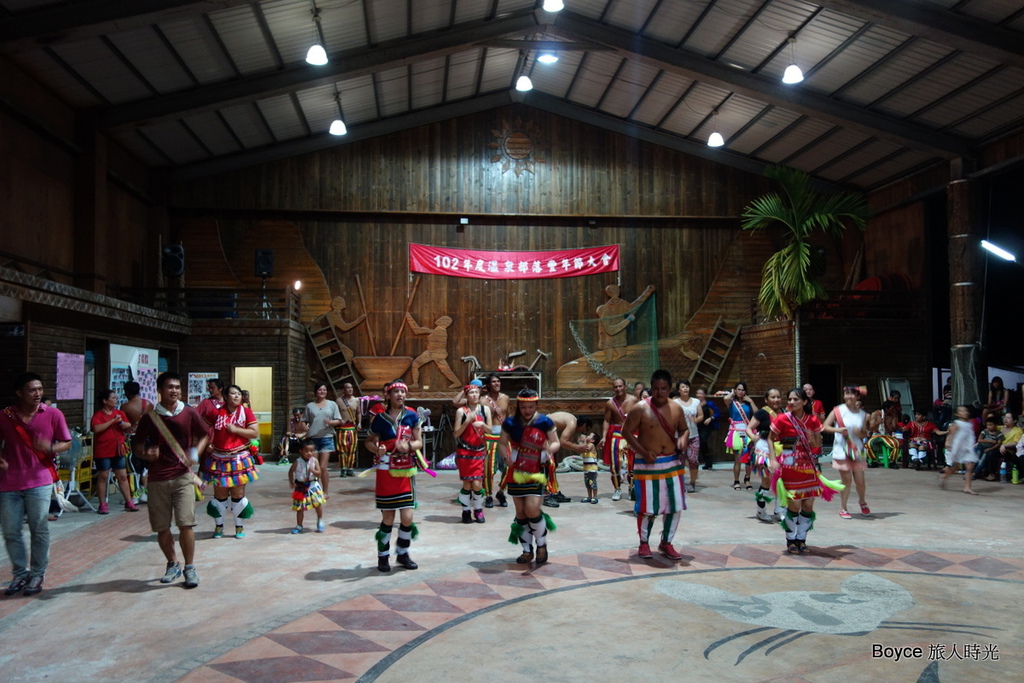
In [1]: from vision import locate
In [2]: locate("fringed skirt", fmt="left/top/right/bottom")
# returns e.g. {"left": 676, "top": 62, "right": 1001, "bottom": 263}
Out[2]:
{"left": 292, "top": 480, "right": 325, "bottom": 511}
{"left": 200, "top": 450, "right": 260, "bottom": 488}
{"left": 633, "top": 454, "right": 687, "bottom": 515}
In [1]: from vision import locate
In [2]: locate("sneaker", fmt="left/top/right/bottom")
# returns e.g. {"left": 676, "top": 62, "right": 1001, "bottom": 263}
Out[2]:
{"left": 234, "top": 526, "right": 245, "bottom": 539}
{"left": 484, "top": 496, "right": 494, "bottom": 509}
{"left": 4, "top": 577, "right": 28, "bottom": 596}
{"left": 859, "top": 503, "right": 871, "bottom": 516}
{"left": 160, "top": 561, "right": 182, "bottom": 584}
{"left": 461, "top": 510, "right": 473, "bottom": 524}
{"left": 658, "top": 542, "right": 683, "bottom": 561}
{"left": 23, "top": 575, "right": 44, "bottom": 596}
{"left": 611, "top": 489, "right": 622, "bottom": 501}
{"left": 396, "top": 554, "right": 418, "bottom": 570}
{"left": 839, "top": 509, "right": 852, "bottom": 519}
{"left": 542, "top": 494, "right": 560, "bottom": 508}
{"left": 637, "top": 542, "right": 653, "bottom": 559}
{"left": 98, "top": 502, "right": 109, "bottom": 515}
{"left": 316, "top": 519, "right": 326, "bottom": 533}
{"left": 378, "top": 556, "right": 392, "bottom": 573}
{"left": 138, "top": 488, "right": 148, "bottom": 503}
{"left": 474, "top": 509, "right": 485, "bottom": 524}
{"left": 291, "top": 526, "right": 303, "bottom": 534}
{"left": 183, "top": 565, "right": 199, "bottom": 589}
{"left": 553, "top": 491, "right": 571, "bottom": 503}
{"left": 212, "top": 525, "right": 224, "bottom": 539}
{"left": 495, "top": 491, "right": 508, "bottom": 507}
{"left": 688, "top": 483, "right": 696, "bottom": 493}
{"left": 124, "top": 501, "right": 140, "bottom": 512}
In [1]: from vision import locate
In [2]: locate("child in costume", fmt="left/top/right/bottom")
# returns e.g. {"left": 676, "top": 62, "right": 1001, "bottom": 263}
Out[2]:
{"left": 940, "top": 405, "right": 980, "bottom": 494}
{"left": 576, "top": 416, "right": 599, "bottom": 503}
{"left": 288, "top": 439, "right": 325, "bottom": 533}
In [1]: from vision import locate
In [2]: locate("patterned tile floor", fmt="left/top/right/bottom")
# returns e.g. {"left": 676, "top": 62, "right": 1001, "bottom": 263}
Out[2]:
{"left": 1, "top": 465, "right": 1021, "bottom": 682}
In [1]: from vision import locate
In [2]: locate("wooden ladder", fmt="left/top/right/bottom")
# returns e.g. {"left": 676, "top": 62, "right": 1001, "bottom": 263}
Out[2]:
{"left": 689, "top": 316, "right": 739, "bottom": 392}
{"left": 306, "top": 315, "right": 360, "bottom": 395}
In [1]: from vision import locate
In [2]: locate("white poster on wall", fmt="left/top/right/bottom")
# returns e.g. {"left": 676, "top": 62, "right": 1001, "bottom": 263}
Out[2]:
{"left": 187, "top": 372, "right": 219, "bottom": 407}
{"left": 110, "top": 343, "right": 159, "bottom": 404}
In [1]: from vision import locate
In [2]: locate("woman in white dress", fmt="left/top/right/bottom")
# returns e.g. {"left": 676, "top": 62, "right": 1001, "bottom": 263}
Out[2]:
{"left": 822, "top": 385, "right": 872, "bottom": 519}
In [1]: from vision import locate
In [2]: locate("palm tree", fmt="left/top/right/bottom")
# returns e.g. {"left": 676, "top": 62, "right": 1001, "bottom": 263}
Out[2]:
{"left": 742, "top": 165, "right": 869, "bottom": 320}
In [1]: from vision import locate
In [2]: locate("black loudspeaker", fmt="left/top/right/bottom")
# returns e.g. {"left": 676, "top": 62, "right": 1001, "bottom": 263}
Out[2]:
{"left": 162, "top": 244, "right": 185, "bottom": 277}
{"left": 255, "top": 248, "right": 274, "bottom": 278}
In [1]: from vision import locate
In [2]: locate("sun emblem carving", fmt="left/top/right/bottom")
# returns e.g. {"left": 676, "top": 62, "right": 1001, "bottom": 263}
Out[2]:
{"left": 488, "top": 117, "right": 546, "bottom": 176}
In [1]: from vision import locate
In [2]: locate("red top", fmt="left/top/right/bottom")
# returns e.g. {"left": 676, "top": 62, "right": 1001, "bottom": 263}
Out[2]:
{"left": 907, "top": 421, "right": 937, "bottom": 440}
{"left": 134, "top": 406, "right": 207, "bottom": 483}
{"left": 207, "top": 404, "right": 258, "bottom": 455}
{"left": 770, "top": 411, "right": 823, "bottom": 465}
{"left": 91, "top": 409, "right": 128, "bottom": 458}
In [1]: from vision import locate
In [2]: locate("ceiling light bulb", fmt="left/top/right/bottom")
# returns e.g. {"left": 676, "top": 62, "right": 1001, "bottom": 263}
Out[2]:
{"left": 981, "top": 240, "right": 1016, "bottom": 262}
{"left": 329, "top": 119, "right": 347, "bottom": 136}
{"left": 306, "top": 44, "right": 328, "bottom": 66}
{"left": 707, "top": 131, "right": 724, "bottom": 148}
{"left": 515, "top": 75, "right": 533, "bottom": 92}
{"left": 782, "top": 63, "right": 803, "bottom": 84}
{"left": 542, "top": 0, "right": 565, "bottom": 11}
{"left": 537, "top": 52, "right": 559, "bottom": 64}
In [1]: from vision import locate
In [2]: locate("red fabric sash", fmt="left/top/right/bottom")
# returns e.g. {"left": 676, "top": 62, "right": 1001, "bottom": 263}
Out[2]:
{"left": 3, "top": 407, "right": 59, "bottom": 483}
{"left": 647, "top": 399, "right": 677, "bottom": 440}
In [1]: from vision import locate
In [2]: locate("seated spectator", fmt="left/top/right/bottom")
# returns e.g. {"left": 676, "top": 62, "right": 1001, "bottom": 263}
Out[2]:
{"left": 975, "top": 417, "right": 1003, "bottom": 479}
{"left": 906, "top": 409, "right": 938, "bottom": 469}
{"left": 994, "top": 412, "right": 1022, "bottom": 480}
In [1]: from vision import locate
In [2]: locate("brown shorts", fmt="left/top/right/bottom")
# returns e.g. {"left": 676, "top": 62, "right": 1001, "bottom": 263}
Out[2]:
{"left": 147, "top": 473, "right": 197, "bottom": 532}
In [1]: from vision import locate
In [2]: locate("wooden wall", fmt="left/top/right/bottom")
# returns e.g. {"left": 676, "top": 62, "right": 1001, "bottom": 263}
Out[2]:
{"left": 739, "top": 321, "right": 797, "bottom": 395}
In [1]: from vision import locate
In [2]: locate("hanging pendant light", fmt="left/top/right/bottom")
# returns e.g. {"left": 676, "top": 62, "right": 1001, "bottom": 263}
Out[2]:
{"left": 542, "top": 0, "right": 565, "bottom": 12}
{"left": 515, "top": 75, "right": 534, "bottom": 92}
{"left": 305, "top": 8, "right": 328, "bottom": 66}
{"left": 329, "top": 92, "right": 347, "bottom": 136}
{"left": 781, "top": 37, "right": 803, "bottom": 84}
{"left": 537, "top": 51, "right": 559, "bottom": 64}
{"left": 707, "top": 111, "right": 724, "bottom": 147}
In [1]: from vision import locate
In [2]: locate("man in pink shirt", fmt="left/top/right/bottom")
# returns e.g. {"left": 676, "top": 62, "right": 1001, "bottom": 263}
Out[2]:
{"left": 1, "top": 373, "right": 72, "bottom": 597}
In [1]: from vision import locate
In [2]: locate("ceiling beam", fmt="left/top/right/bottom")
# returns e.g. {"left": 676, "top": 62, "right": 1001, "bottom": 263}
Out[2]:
{"left": 99, "top": 10, "right": 540, "bottom": 130}
{"left": 167, "top": 91, "right": 515, "bottom": 183}
{"left": 0, "top": 1, "right": 254, "bottom": 53}
{"left": 551, "top": 11, "right": 971, "bottom": 159}
{"left": 814, "top": 0, "right": 1024, "bottom": 70}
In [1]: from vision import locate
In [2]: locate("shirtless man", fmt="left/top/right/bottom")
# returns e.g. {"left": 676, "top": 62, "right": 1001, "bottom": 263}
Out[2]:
{"left": 622, "top": 370, "right": 690, "bottom": 561}
{"left": 599, "top": 378, "right": 637, "bottom": 501}
{"left": 546, "top": 411, "right": 594, "bottom": 505}
{"left": 335, "top": 381, "right": 360, "bottom": 477}
{"left": 121, "top": 381, "right": 154, "bottom": 503}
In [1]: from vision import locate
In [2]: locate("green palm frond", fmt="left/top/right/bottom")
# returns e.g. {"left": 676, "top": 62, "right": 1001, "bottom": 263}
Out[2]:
{"left": 744, "top": 165, "right": 869, "bottom": 320}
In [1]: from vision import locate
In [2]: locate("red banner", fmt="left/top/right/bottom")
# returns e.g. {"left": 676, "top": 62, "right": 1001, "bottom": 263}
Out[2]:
{"left": 409, "top": 244, "right": 619, "bottom": 280}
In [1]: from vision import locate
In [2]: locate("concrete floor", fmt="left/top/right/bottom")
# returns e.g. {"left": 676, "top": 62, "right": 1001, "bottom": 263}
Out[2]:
{"left": 1, "top": 460, "right": 1021, "bottom": 682}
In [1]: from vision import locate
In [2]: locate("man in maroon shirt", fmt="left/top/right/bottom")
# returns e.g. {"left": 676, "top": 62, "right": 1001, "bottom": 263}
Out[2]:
{"left": 133, "top": 372, "right": 208, "bottom": 589}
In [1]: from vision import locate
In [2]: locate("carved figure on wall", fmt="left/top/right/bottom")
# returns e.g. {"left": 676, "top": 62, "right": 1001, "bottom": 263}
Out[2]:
{"left": 326, "top": 296, "right": 367, "bottom": 361}
{"left": 405, "top": 313, "right": 461, "bottom": 388}
{"left": 596, "top": 284, "right": 656, "bottom": 360}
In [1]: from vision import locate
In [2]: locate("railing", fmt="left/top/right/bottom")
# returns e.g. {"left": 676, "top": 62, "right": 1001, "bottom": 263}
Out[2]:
{"left": 114, "top": 286, "right": 302, "bottom": 322}
{"left": 802, "top": 290, "right": 919, "bottom": 320}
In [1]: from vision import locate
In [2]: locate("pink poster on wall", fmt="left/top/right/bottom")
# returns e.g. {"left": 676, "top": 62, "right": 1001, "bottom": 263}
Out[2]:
{"left": 56, "top": 352, "right": 85, "bottom": 401}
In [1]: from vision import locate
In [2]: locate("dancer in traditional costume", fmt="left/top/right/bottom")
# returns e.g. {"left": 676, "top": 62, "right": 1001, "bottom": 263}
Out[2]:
{"left": 724, "top": 382, "right": 757, "bottom": 491}
{"left": 623, "top": 370, "right": 690, "bottom": 561}
{"left": 335, "top": 381, "right": 360, "bottom": 478}
{"left": 768, "top": 388, "right": 842, "bottom": 554}
{"left": 500, "top": 388, "right": 560, "bottom": 565}
{"left": 906, "top": 409, "right": 938, "bottom": 469}
{"left": 201, "top": 385, "right": 260, "bottom": 539}
{"left": 366, "top": 380, "right": 425, "bottom": 572}
{"left": 453, "top": 382, "right": 491, "bottom": 523}
{"left": 673, "top": 379, "right": 703, "bottom": 493}
{"left": 746, "top": 388, "right": 782, "bottom": 523}
{"left": 288, "top": 439, "right": 325, "bottom": 533}
{"left": 823, "top": 385, "right": 872, "bottom": 519}
{"left": 599, "top": 378, "right": 637, "bottom": 501}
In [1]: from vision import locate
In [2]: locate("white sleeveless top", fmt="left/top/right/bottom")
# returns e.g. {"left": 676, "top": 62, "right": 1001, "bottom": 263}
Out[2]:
{"left": 831, "top": 404, "right": 865, "bottom": 460}
{"left": 675, "top": 397, "right": 700, "bottom": 435}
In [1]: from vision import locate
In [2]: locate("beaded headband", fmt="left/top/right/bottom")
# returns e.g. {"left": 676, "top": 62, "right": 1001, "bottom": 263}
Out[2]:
{"left": 516, "top": 395, "right": 539, "bottom": 402}
{"left": 385, "top": 381, "right": 408, "bottom": 393}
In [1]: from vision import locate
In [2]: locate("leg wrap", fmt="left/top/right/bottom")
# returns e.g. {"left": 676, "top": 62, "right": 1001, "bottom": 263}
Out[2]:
{"left": 796, "top": 511, "right": 815, "bottom": 540}
{"left": 755, "top": 487, "right": 773, "bottom": 507}
{"left": 661, "top": 512, "right": 680, "bottom": 545}
{"left": 637, "top": 514, "right": 656, "bottom": 543}
{"left": 396, "top": 524, "right": 413, "bottom": 555}
{"left": 206, "top": 497, "right": 228, "bottom": 524}
{"left": 529, "top": 515, "right": 547, "bottom": 548}
{"left": 509, "top": 518, "right": 533, "bottom": 551}
{"left": 229, "top": 496, "right": 254, "bottom": 522}
{"left": 375, "top": 523, "right": 393, "bottom": 556}
{"left": 470, "top": 490, "right": 484, "bottom": 511}
{"left": 458, "top": 488, "right": 471, "bottom": 510}
{"left": 781, "top": 509, "right": 798, "bottom": 540}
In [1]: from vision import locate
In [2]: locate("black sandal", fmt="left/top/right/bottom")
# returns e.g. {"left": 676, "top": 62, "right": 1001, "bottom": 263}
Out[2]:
{"left": 744, "top": 477, "right": 752, "bottom": 490}
{"left": 733, "top": 481, "right": 741, "bottom": 490}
